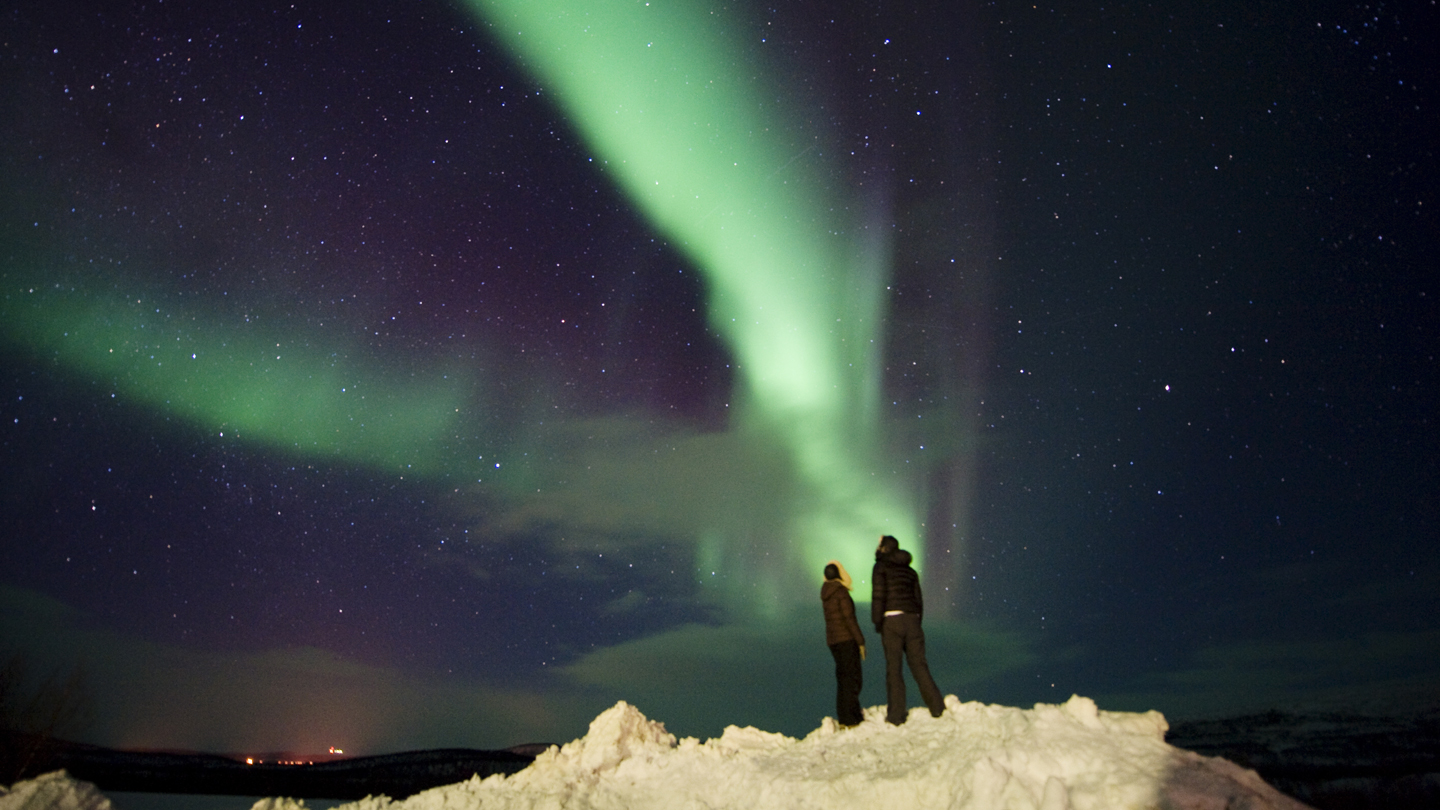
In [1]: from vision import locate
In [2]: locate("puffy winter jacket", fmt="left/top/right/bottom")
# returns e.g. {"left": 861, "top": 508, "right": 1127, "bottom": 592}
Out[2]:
{"left": 821, "top": 580, "right": 865, "bottom": 646}
{"left": 870, "top": 548, "right": 923, "bottom": 631}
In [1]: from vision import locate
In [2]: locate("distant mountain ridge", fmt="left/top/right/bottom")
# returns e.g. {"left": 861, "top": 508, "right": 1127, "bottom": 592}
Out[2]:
{"left": 1166, "top": 707, "right": 1440, "bottom": 809}
{"left": 1, "top": 732, "right": 542, "bottom": 800}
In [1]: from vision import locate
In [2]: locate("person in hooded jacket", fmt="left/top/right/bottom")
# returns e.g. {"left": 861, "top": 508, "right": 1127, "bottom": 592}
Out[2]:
{"left": 821, "top": 560, "right": 866, "bottom": 727}
{"left": 871, "top": 535, "right": 945, "bottom": 724}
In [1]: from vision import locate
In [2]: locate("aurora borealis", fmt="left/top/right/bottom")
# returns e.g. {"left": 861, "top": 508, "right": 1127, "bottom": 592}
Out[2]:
{"left": 471, "top": 0, "right": 919, "bottom": 592}
{"left": 2, "top": 0, "right": 1436, "bottom": 756}
{"left": 0, "top": 275, "right": 475, "bottom": 474}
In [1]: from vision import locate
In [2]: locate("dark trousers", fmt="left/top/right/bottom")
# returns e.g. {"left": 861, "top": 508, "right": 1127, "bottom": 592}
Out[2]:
{"left": 828, "top": 639, "right": 864, "bottom": 726}
{"left": 880, "top": 612, "right": 945, "bottom": 724}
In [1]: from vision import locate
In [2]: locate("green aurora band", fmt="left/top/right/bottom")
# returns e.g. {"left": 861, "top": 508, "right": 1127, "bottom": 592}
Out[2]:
{"left": 0, "top": 279, "right": 473, "bottom": 476}
{"left": 0, "top": 0, "right": 919, "bottom": 615}
{"left": 467, "top": 0, "right": 917, "bottom": 595}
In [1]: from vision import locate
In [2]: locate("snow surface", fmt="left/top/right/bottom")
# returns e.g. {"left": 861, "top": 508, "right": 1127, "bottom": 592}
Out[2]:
{"left": 0, "top": 770, "right": 112, "bottom": 810}
{"left": 252, "top": 695, "right": 1312, "bottom": 810}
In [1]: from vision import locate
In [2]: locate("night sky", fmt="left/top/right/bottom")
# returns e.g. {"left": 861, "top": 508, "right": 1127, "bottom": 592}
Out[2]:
{"left": 2, "top": 0, "right": 1436, "bottom": 756}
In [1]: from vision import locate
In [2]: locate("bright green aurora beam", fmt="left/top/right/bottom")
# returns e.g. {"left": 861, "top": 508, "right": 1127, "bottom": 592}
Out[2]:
{"left": 467, "top": 0, "right": 917, "bottom": 603}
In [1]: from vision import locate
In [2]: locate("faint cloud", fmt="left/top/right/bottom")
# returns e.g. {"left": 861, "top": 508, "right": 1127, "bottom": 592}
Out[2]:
{"left": 599, "top": 590, "right": 647, "bottom": 616}
{"left": 439, "top": 416, "right": 828, "bottom": 616}
{"left": 462, "top": 418, "right": 794, "bottom": 545}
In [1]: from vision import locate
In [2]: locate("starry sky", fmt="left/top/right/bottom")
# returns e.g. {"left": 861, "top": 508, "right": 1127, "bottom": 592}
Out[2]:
{"left": 2, "top": 0, "right": 1436, "bottom": 756}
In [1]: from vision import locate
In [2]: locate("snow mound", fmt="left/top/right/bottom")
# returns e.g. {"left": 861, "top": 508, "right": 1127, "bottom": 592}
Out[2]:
{"left": 0, "top": 770, "right": 112, "bottom": 810}
{"left": 256, "top": 695, "right": 1312, "bottom": 810}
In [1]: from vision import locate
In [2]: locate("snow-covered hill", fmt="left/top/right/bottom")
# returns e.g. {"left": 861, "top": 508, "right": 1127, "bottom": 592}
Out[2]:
{"left": 227, "top": 695, "right": 1306, "bottom": 810}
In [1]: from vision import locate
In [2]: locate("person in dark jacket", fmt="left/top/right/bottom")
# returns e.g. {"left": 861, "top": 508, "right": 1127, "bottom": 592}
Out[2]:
{"left": 821, "top": 560, "right": 866, "bottom": 727}
{"left": 871, "top": 535, "right": 945, "bottom": 724}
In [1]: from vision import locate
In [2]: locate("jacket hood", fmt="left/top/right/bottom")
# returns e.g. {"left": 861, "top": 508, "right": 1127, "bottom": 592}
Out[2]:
{"left": 883, "top": 548, "right": 913, "bottom": 567}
